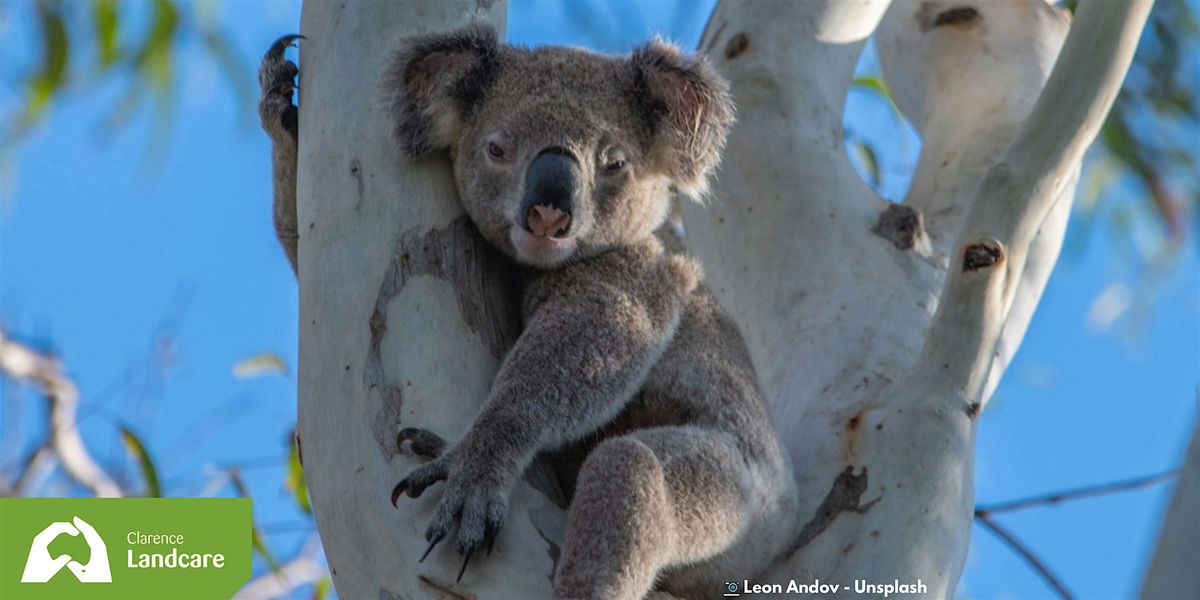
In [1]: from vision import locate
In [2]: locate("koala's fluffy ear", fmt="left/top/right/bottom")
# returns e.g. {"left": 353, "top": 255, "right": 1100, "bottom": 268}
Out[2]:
{"left": 629, "top": 39, "right": 734, "bottom": 198}
{"left": 387, "top": 23, "right": 499, "bottom": 158}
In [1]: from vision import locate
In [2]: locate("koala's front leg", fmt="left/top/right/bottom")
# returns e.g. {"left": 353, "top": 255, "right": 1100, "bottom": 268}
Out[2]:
{"left": 257, "top": 35, "right": 303, "bottom": 275}
{"left": 392, "top": 255, "right": 700, "bottom": 581}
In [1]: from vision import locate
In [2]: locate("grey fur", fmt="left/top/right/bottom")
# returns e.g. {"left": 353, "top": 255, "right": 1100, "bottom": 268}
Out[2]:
{"left": 258, "top": 24, "right": 796, "bottom": 600}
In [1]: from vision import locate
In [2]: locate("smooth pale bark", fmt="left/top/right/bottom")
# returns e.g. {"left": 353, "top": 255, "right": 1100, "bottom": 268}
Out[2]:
{"left": 1141, "top": 422, "right": 1199, "bottom": 599}
{"left": 295, "top": 0, "right": 1151, "bottom": 597}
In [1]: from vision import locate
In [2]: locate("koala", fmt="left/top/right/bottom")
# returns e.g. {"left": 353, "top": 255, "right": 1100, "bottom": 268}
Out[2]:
{"left": 258, "top": 24, "right": 798, "bottom": 600}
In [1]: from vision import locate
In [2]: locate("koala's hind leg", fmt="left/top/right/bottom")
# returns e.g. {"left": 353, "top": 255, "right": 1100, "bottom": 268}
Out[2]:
{"left": 257, "top": 34, "right": 303, "bottom": 274}
{"left": 553, "top": 427, "right": 751, "bottom": 600}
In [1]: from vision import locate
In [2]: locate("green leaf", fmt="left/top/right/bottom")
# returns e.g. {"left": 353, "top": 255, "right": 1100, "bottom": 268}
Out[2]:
{"left": 25, "top": 0, "right": 70, "bottom": 124}
{"left": 92, "top": 0, "right": 120, "bottom": 67}
{"left": 120, "top": 426, "right": 161, "bottom": 497}
{"left": 852, "top": 75, "right": 892, "bottom": 100}
{"left": 227, "top": 468, "right": 282, "bottom": 573}
{"left": 853, "top": 140, "right": 882, "bottom": 187}
{"left": 233, "top": 352, "right": 289, "bottom": 379}
{"left": 251, "top": 527, "right": 281, "bottom": 573}
{"left": 851, "top": 75, "right": 902, "bottom": 119}
{"left": 285, "top": 435, "right": 312, "bottom": 515}
{"left": 200, "top": 27, "right": 255, "bottom": 117}
{"left": 135, "top": 0, "right": 179, "bottom": 70}
{"left": 312, "top": 575, "right": 331, "bottom": 600}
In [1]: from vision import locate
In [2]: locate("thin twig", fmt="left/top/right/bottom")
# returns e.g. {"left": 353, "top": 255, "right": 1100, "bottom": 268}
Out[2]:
{"left": 976, "top": 469, "right": 1180, "bottom": 515}
{"left": 975, "top": 512, "right": 1074, "bottom": 600}
{"left": 11, "top": 444, "right": 55, "bottom": 495}
{"left": 0, "top": 330, "right": 123, "bottom": 497}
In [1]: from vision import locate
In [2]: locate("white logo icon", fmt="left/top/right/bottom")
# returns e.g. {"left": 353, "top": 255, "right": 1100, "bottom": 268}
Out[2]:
{"left": 21, "top": 516, "right": 112, "bottom": 584}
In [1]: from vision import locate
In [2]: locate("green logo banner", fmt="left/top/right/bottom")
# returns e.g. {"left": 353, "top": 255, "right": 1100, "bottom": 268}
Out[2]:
{"left": 0, "top": 498, "right": 251, "bottom": 599}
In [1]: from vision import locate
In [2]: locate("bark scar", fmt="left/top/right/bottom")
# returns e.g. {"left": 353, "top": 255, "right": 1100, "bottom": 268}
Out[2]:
{"left": 724, "top": 33, "right": 749, "bottom": 60}
{"left": 784, "top": 466, "right": 880, "bottom": 558}
{"left": 365, "top": 216, "right": 520, "bottom": 459}
{"left": 417, "top": 576, "right": 477, "bottom": 600}
{"left": 534, "top": 526, "right": 561, "bottom": 585}
{"left": 871, "top": 204, "right": 923, "bottom": 251}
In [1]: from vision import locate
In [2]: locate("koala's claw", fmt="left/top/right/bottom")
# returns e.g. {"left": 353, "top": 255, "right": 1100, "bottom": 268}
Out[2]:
{"left": 484, "top": 520, "right": 501, "bottom": 557}
{"left": 420, "top": 529, "right": 447, "bottom": 562}
{"left": 389, "top": 472, "right": 431, "bottom": 507}
{"left": 389, "top": 480, "right": 408, "bottom": 507}
{"left": 457, "top": 545, "right": 475, "bottom": 582}
{"left": 397, "top": 427, "right": 448, "bottom": 459}
{"left": 266, "top": 34, "right": 304, "bottom": 62}
{"left": 390, "top": 460, "right": 448, "bottom": 506}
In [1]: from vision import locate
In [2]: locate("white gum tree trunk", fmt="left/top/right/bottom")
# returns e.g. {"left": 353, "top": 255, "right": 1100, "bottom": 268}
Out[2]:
{"left": 294, "top": 2, "right": 563, "bottom": 598}
{"left": 294, "top": 0, "right": 1151, "bottom": 597}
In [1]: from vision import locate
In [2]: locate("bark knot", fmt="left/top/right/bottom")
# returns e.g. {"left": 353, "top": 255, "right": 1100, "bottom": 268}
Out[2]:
{"left": 918, "top": 4, "right": 982, "bottom": 31}
{"left": 935, "top": 7, "right": 981, "bottom": 27}
{"left": 872, "top": 204, "right": 923, "bottom": 251}
{"left": 962, "top": 241, "right": 1004, "bottom": 272}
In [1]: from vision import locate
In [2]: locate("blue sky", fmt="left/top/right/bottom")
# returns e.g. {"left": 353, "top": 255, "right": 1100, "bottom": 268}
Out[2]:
{"left": 1, "top": 1, "right": 1196, "bottom": 598}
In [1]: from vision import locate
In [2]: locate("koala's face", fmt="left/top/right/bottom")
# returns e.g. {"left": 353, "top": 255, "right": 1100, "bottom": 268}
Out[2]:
{"left": 389, "top": 25, "right": 733, "bottom": 268}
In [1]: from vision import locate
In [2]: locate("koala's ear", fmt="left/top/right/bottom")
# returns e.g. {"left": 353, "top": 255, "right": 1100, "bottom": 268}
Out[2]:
{"left": 629, "top": 39, "right": 734, "bottom": 197}
{"left": 387, "top": 23, "right": 499, "bottom": 158}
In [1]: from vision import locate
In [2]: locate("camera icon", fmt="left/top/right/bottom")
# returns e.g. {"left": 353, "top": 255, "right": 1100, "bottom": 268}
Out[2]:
{"left": 723, "top": 581, "right": 740, "bottom": 597}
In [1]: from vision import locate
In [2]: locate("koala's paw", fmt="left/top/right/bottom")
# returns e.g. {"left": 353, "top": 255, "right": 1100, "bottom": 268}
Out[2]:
{"left": 258, "top": 34, "right": 303, "bottom": 142}
{"left": 390, "top": 446, "right": 508, "bottom": 582}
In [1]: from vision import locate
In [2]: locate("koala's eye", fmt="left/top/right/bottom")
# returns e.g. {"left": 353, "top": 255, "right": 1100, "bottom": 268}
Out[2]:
{"left": 601, "top": 150, "right": 628, "bottom": 175}
{"left": 486, "top": 141, "right": 508, "bottom": 161}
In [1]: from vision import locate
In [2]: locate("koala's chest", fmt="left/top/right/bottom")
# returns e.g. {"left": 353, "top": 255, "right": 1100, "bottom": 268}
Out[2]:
{"left": 516, "top": 255, "right": 656, "bottom": 320}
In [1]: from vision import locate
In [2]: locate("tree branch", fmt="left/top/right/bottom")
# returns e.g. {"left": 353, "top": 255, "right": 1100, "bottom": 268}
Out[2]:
{"left": 976, "top": 468, "right": 1179, "bottom": 516}
{"left": 0, "top": 330, "right": 123, "bottom": 497}
{"left": 877, "top": 0, "right": 1071, "bottom": 255}
{"left": 975, "top": 512, "right": 1074, "bottom": 600}
{"left": 918, "top": 0, "right": 1154, "bottom": 396}
{"left": 10, "top": 444, "right": 55, "bottom": 496}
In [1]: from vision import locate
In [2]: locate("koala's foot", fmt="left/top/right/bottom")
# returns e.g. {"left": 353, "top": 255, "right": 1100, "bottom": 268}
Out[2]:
{"left": 258, "top": 34, "right": 303, "bottom": 142}
{"left": 258, "top": 34, "right": 303, "bottom": 273}
{"left": 390, "top": 444, "right": 508, "bottom": 582}
{"left": 554, "top": 428, "right": 751, "bottom": 600}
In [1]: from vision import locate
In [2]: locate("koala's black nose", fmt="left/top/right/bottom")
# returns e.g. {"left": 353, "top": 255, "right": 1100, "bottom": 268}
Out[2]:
{"left": 522, "top": 149, "right": 579, "bottom": 238}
